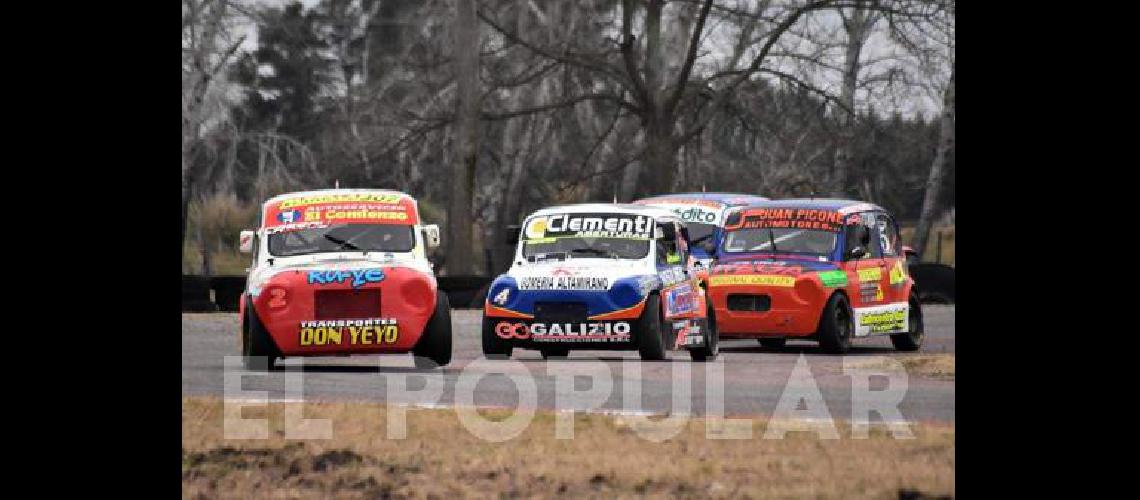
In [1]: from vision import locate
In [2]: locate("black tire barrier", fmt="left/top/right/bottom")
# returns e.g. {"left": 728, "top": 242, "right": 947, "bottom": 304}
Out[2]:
{"left": 909, "top": 264, "right": 955, "bottom": 304}
{"left": 211, "top": 276, "right": 246, "bottom": 312}
{"left": 182, "top": 275, "right": 218, "bottom": 312}
{"left": 181, "top": 275, "right": 494, "bottom": 311}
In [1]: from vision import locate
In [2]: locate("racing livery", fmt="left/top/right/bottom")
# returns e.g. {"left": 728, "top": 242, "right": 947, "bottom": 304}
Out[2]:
{"left": 482, "top": 204, "right": 718, "bottom": 361}
{"left": 633, "top": 192, "right": 768, "bottom": 272}
{"left": 706, "top": 199, "right": 923, "bottom": 353}
{"left": 237, "top": 189, "right": 452, "bottom": 370}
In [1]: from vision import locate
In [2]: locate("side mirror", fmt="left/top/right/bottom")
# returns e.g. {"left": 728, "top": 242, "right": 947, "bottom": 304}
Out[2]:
{"left": 423, "top": 224, "right": 441, "bottom": 249}
{"left": 239, "top": 230, "right": 255, "bottom": 254}
{"left": 847, "top": 246, "right": 867, "bottom": 260}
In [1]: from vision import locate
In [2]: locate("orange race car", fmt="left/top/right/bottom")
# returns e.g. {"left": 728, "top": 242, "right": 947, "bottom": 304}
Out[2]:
{"left": 706, "top": 199, "right": 923, "bottom": 353}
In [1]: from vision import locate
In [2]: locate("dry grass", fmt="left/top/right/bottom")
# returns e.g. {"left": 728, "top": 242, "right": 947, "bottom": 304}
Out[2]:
{"left": 900, "top": 225, "right": 955, "bottom": 266}
{"left": 183, "top": 396, "right": 954, "bottom": 499}
{"left": 850, "top": 355, "right": 955, "bottom": 381}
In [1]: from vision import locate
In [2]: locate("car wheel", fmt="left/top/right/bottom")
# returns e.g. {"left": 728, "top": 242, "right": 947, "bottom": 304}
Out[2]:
{"left": 890, "top": 292, "right": 924, "bottom": 351}
{"left": 242, "top": 298, "right": 280, "bottom": 371}
{"left": 689, "top": 305, "right": 718, "bottom": 362}
{"left": 758, "top": 338, "right": 787, "bottom": 349}
{"left": 481, "top": 315, "right": 513, "bottom": 360}
{"left": 816, "top": 293, "right": 853, "bottom": 354}
{"left": 636, "top": 294, "right": 667, "bottom": 361}
{"left": 413, "top": 291, "right": 453, "bottom": 368}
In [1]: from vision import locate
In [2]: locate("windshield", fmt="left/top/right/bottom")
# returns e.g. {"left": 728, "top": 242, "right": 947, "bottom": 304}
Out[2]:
{"left": 722, "top": 227, "right": 837, "bottom": 256}
{"left": 268, "top": 224, "right": 415, "bottom": 257}
{"left": 523, "top": 237, "right": 650, "bottom": 260}
{"left": 686, "top": 223, "right": 716, "bottom": 247}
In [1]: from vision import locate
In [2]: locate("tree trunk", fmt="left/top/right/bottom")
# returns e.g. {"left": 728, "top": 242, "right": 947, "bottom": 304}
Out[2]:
{"left": 447, "top": 0, "right": 480, "bottom": 276}
{"left": 640, "top": 119, "right": 676, "bottom": 198}
{"left": 911, "top": 68, "right": 955, "bottom": 260}
{"left": 831, "top": 7, "right": 872, "bottom": 197}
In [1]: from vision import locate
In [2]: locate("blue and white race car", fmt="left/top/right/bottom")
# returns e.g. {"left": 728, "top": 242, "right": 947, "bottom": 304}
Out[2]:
{"left": 481, "top": 204, "right": 717, "bottom": 361}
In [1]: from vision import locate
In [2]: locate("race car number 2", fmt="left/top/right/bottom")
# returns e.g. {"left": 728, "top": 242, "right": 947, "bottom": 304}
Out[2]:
{"left": 299, "top": 319, "right": 399, "bottom": 346}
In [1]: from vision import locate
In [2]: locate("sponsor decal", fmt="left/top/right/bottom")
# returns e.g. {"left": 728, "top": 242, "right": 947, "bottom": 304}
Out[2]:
{"left": 265, "top": 194, "right": 418, "bottom": 228}
{"left": 664, "top": 282, "right": 698, "bottom": 316}
{"left": 857, "top": 268, "right": 882, "bottom": 282}
{"left": 859, "top": 282, "right": 883, "bottom": 303}
{"left": 708, "top": 275, "right": 796, "bottom": 287}
{"left": 279, "top": 193, "right": 404, "bottom": 209}
{"left": 855, "top": 305, "right": 908, "bottom": 335}
{"left": 889, "top": 260, "right": 907, "bottom": 285}
{"left": 658, "top": 266, "right": 687, "bottom": 287}
{"left": 298, "top": 318, "right": 399, "bottom": 346}
{"left": 277, "top": 209, "right": 303, "bottom": 224}
{"left": 307, "top": 269, "right": 386, "bottom": 288}
{"left": 531, "top": 322, "right": 632, "bottom": 342}
{"left": 818, "top": 270, "right": 848, "bottom": 287}
{"left": 728, "top": 208, "right": 847, "bottom": 232}
{"left": 495, "top": 322, "right": 532, "bottom": 339}
{"left": 712, "top": 261, "right": 804, "bottom": 276}
{"left": 517, "top": 276, "right": 610, "bottom": 291}
{"left": 496, "top": 321, "right": 632, "bottom": 342}
{"left": 523, "top": 213, "right": 653, "bottom": 241}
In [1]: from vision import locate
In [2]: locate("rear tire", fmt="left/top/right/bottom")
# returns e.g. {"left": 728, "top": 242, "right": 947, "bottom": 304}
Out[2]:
{"left": 689, "top": 305, "right": 718, "bottom": 362}
{"left": 241, "top": 298, "right": 280, "bottom": 371}
{"left": 758, "top": 338, "right": 787, "bottom": 349}
{"left": 481, "top": 315, "right": 513, "bottom": 359}
{"left": 636, "top": 295, "right": 667, "bottom": 361}
{"left": 890, "top": 293, "right": 924, "bottom": 351}
{"left": 413, "top": 291, "right": 453, "bottom": 368}
{"left": 816, "top": 293, "right": 854, "bottom": 354}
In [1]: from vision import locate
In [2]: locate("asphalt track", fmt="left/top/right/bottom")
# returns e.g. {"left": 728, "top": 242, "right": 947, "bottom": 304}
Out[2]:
{"left": 183, "top": 306, "right": 954, "bottom": 423}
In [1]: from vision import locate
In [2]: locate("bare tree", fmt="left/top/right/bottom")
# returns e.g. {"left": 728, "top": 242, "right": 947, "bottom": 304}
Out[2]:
{"left": 830, "top": 5, "right": 878, "bottom": 197}
{"left": 182, "top": 0, "right": 245, "bottom": 247}
{"left": 911, "top": 65, "right": 952, "bottom": 258}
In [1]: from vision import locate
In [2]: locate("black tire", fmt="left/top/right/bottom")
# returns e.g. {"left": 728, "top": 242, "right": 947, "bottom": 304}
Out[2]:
{"left": 890, "top": 292, "right": 925, "bottom": 351}
{"left": 636, "top": 294, "right": 667, "bottom": 361}
{"left": 540, "top": 347, "right": 570, "bottom": 360}
{"left": 758, "top": 338, "right": 787, "bottom": 349}
{"left": 481, "top": 315, "right": 513, "bottom": 359}
{"left": 241, "top": 297, "right": 280, "bottom": 371}
{"left": 816, "top": 293, "right": 854, "bottom": 354}
{"left": 413, "top": 291, "right": 453, "bottom": 368}
{"left": 689, "top": 304, "right": 718, "bottom": 362}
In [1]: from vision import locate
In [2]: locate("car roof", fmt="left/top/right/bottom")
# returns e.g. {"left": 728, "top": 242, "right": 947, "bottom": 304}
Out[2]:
{"left": 261, "top": 188, "right": 414, "bottom": 208}
{"left": 733, "top": 198, "right": 886, "bottom": 214}
{"left": 637, "top": 192, "right": 769, "bottom": 205}
{"left": 527, "top": 203, "right": 682, "bottom": 223}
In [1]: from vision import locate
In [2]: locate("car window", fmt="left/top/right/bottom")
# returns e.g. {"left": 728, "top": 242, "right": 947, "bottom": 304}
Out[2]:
{"left": 863, "top": 212, "right": 884, "bottom": 258}
{"left": 876, "top": 212, "right": 900, "bottom": 257}
{"left": 656, "top": 222, "right": 679, "bottom": 265}
{"left": 844, "top": 211, "right": 877, "bottom": 260}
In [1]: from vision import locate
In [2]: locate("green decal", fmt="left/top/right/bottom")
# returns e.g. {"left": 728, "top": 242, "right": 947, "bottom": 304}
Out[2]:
{"left": 818, "top": 270, "right": 848, "bottom": 287}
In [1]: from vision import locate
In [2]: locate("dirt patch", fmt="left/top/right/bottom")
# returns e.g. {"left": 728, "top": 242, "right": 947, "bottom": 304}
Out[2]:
{"left": 850, "top": 355, "right": 955, "bottom": 380}
{"left": 183, "top": 396, "right": 954, "bottom": 498}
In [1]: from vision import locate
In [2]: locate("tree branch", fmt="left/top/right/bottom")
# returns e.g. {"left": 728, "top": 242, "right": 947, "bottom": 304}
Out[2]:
{"left": 664, "top": 0, "right": 714, "bottom": 116}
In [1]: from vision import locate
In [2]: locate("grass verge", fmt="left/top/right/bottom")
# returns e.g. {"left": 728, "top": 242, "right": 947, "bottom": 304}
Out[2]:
{"left": 183, "top": 396, "right": 954, "bottom": 499}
